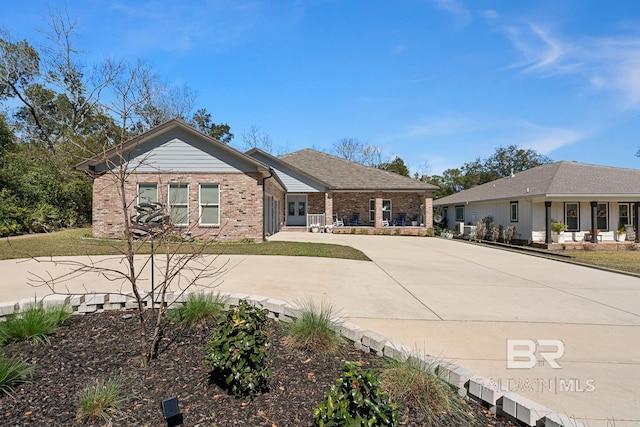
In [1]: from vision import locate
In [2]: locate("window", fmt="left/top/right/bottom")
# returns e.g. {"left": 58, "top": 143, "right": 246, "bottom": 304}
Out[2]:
{"left": 369, "top": 199, "right": 392, "bottom": 223}
{"left": 565, "top": 203, "right": 579, "bottom": 231}
{"left": 596, "top": 203, "right": 608, "bottom": 230}
{"left": 382, "top": 199, "right": 391, "bottom": 221}
{"left": 369, "top": 199, "right": 375, "bottom": 222}
{"left": 138, "top": 183, "right": 157, "bottom": 204}
{"left": 510, "top": 201, "right": 519, "bottom": 222}
{"left": 455, "top": 206, "right": 464, "bottom": 222}
{"left": 619, "top": 203, "right": 635, "bottom": 228}
{"left": 168, "top": 183, "right": 188, "bottom": 225}
{"left": 199, "top": 184, "right": 219, "bottom": 225}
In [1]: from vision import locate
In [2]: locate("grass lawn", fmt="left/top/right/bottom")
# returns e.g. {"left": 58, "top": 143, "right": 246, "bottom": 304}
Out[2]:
{"left": 570, "top": 250, "right": 640, "bottom": 275}
{"left": 0, "top": 228, "right": 370, "bottom": 262}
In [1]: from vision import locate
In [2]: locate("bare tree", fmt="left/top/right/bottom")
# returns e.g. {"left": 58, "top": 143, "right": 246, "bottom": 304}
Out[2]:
{"left": 360, "top": 144, "right": 384, "bottom": 167}
{"left": 333, "top": 137, "right": 388, "bottom": 167}
{"left": 242, "top": 124, "right": 273, "bottom": 152}
{"left": 25, "top": 65, "right": 224, "bottom": 366}
{"left": 333, "top": 137, "right": 362, "bottom": 162}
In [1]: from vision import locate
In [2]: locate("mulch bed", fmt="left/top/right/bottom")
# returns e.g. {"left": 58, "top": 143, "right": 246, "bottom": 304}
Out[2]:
{"left": 1, "top": 311, "right": 517, "bottom": 426}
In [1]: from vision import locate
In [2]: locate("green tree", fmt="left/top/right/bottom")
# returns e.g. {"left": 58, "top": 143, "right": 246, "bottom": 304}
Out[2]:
{"left": 378, "top": 156, "right": 410, "bottom": 177}
{"left": 430, "top": 145, "right": 552, "bottom": 198}
{"left": 191, "top": 108, "right": 234, "bottom": 143}
{"left": 481, "top": 145, "right": 551, "bottom": 182}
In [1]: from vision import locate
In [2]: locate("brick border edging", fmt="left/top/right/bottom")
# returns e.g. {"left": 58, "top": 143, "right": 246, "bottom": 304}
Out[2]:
{"left": 0, "top": 292, "right": 584, "bottom": 427}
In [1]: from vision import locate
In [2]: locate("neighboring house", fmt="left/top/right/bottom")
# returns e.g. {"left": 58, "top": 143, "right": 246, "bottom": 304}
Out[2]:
{"left": 76, "top": 120, "right": 437, "bottom": 242}
{"left": 433, "top": 161, "right": 640, "bottom": 244}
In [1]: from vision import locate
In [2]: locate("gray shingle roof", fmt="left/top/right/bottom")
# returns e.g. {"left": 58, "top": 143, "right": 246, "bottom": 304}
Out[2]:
{"left": 434, "top": 161, "right": 640, "bottom": 205}
{"left": 278, "top": 149, "right": 438, "bottom": 191}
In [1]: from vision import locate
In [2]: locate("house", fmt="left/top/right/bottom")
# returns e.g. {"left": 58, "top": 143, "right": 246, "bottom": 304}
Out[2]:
{"left": 433, "top": 161, "right": 640, "bottom": 245}
{"left": 76, "top": 120, "right": 437, "bottom": 242}
{"left": 247, "top": 148, "right": 437, "bottom": 231}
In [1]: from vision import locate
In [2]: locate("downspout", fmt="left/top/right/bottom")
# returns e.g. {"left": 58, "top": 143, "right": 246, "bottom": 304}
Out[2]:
{"left": 262, "top": 168, "right": 274, "bottom": 241}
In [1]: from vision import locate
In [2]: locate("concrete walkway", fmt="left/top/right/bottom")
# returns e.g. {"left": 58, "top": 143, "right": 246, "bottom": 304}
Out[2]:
{"left": 1, "top": 233, "right": 639, "bottom": 426}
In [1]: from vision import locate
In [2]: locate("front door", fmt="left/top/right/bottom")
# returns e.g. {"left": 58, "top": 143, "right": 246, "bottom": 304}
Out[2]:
{"left": 286, "top": 195, "right": 307, "bottom": 226}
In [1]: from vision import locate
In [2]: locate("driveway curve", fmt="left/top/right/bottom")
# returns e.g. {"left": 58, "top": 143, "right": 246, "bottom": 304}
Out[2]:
{"left": 1, "top": 232, "right": 638, "bottom": 425}
{"left": 268, "top": 233, "right": 640, "bottom": 427}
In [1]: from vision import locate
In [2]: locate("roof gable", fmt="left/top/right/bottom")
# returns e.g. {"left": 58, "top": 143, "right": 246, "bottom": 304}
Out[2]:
{"left": 75, "top": 120, "right": 269, "bottom": 174}
{"left": 246, "top": 148, "right": 328, "bottom": 192}
{"left": 278, "top": 149, "right": 438, "bottom": 191}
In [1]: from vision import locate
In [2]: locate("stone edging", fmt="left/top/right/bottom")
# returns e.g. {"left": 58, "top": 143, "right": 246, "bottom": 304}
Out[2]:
{"left": 0, "top": 291, "right": 584, "bottom": 427}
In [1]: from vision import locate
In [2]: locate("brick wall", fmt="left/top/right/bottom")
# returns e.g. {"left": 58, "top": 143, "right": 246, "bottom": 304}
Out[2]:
{"left": 332, "top": 192, "right": 425, "bottom": 225}
{"left": 92, "top": 171, "right": 268, "bottom": 242}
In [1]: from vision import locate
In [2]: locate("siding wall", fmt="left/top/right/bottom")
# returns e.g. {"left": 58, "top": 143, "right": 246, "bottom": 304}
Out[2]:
{"left": 248, "top": 152, "right": 325, "bottom": 193}
{"left": 97, "top": 128, "right": 260, "bottom": 174}
{"left": 440, "top": 198, "right": 636, "bottom": 242}
{"left": 92, "top": 171, "right": 266, "bottom": 242}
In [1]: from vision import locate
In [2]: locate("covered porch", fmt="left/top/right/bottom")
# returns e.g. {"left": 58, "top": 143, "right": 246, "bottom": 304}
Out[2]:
{"left": 290, "top": 190, "right": 434, "bottom": 231}
{"left": 533, "top": 200, "right": 640, "bottom": 245}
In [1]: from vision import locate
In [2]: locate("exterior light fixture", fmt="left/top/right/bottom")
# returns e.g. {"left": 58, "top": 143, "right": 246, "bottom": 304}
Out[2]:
{"left": 161, "top": 397, "right": 183, "bottom": 426}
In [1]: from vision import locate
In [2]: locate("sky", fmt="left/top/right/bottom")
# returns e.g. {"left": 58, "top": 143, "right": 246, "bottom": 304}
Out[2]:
{"left": 3, "top": 0, "right": 640, "bottom": 176}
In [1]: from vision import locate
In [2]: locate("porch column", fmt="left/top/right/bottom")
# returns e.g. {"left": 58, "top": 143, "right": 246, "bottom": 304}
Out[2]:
{"left": 325, "top": 192, "right": 333, "bottom": 226}
{"left": 423, "top": 192, "right": 433, "bottom": 228}
{"left": 635, "top": 202, "right": 640, "bottom": 243}
{"left": 544, "top": 201, "right": 552, "bottom": 244}
{"left": 590, "top": 201, "right": 598, "bottom": 244}
{"left": 374, "top": 196, "right": 383, "bottom": 228}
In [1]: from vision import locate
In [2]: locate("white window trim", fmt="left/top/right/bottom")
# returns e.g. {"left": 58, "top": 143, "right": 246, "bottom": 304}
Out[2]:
{"left": 564, "top": 202, "right": 579, "bottom": 231}
{"left": 455, "top": 205, "right": 464, "bottom": 222}
{"left": 199, "top": 183, "right": 220, "bottom": 226}
{"left": 137, "top": 182, "right": 158, "bottom": 205}
{"left": 510, "top": 201, "right": 519, "bottom": 222}
{"left": 382, "top": 199, "right": 392, "bottom": 221}
{"left": 596, "top": 202, "right": 608, "bottom": 230}
{"left": 369, "top": 199, "right": 375, "bottom": 222}
{"left": 168, "top": 183, "right": 189, "bottom": 226}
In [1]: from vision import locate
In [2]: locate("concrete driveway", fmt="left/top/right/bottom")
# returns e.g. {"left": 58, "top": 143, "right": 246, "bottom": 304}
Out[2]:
{"left": 1, "top": 232, "right": 639, "bottom": 425}
{"left": 267, "top": 233, "right": 640, "bottom": 427}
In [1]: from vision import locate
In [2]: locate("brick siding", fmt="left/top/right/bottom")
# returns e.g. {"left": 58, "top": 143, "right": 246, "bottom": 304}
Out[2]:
{"left": 92, "top": 172, "right": 271, "bottom": 242}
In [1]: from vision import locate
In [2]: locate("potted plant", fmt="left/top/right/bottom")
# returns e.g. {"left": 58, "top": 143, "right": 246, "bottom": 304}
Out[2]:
{"left": 617, "top": 225, "right": 627, "bottom": 242}
{"left": 551, "top": 221, "right": 568, "bottom": 243}
{"left": 441, "top": 229, "right": 454, "bottom": 239}
{"left": 411, "top": 214, "right": 419, "bottom": 227}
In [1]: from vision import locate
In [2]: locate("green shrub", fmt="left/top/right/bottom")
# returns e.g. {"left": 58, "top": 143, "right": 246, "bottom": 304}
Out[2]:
{"left": 314, "top": 361, "right": 399, "bottom": 427}
{"left": 380, "top": 357, "right": 472, "bottom": 425}
{"left": 205, "top": 300, "right": 271, "bottom": 398}
{"left": 425, "top": 228, "right": 435, "bottom": 237}
{"left": 169, "top": 292, "right": 226, "bottom": 327}
{"left": 0, "top": 351, "right": 32, "bottom": 396}
{"left": 285, "top": 299, "right": 342, "bottom": 354}
{"left": 0, "top": 303, "right": 71, "bottom": 344}
{"left": 76, "top": 377, "right": 125, "bottom": 423}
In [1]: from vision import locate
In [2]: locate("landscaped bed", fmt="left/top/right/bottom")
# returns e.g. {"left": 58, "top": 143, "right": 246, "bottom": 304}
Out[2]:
{"left": 1, "top": 309, "right": 517, "bottom": 426}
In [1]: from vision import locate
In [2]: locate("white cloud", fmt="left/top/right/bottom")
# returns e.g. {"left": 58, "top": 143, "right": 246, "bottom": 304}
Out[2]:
{"left": 432, "top": 0, "right": 472, "bottom": 26}
{"left": 503, "top": 24, "right": 566, "bottom": 73}
{"left": 499, "top": 20, "right": 640, "bottom": 109}
{"left": 480, "top": 9, "right": 499, "bottom": 20}
{"left": 517, "top": 122, "right": 583, "bottom": 154}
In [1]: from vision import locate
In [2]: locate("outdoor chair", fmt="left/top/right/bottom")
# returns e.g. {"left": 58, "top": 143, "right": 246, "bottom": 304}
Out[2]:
{"left": 392, "top": 212, "right": 406, "bottom": 226}
{"left": 625, "top": 225, "right": 636, "bottom": 241}
{"left": 333, "top": 214, "right": 344, "bottom": 227}
{"left": 349, "top": 212, "right": 359, "bottom": 226}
